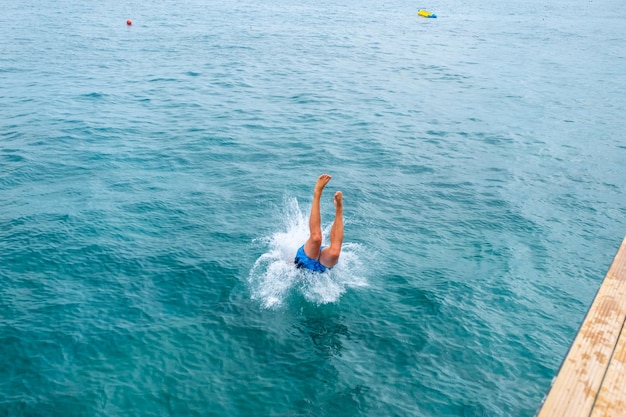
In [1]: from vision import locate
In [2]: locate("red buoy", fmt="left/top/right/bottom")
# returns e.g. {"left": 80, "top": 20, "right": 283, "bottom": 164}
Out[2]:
{"left": 126, "top": 19, "right": 132, "bottom": 26}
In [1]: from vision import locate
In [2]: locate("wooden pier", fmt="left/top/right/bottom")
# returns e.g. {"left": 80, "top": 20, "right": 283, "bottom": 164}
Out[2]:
{"left": 537, "top": 237, "right": 626, "bottom": 417}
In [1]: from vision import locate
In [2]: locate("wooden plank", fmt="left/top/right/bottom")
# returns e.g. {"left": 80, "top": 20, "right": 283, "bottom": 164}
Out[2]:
{"left": 591, "top": 316, "right": 626, "bottom": 417}
{"left": 537, "top": 236, "right": 626, "bottom": 417}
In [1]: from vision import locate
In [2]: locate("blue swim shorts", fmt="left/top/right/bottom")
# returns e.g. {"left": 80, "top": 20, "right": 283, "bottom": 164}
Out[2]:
{"left": 294, "top": 245, "right": 330, "bottom": 273}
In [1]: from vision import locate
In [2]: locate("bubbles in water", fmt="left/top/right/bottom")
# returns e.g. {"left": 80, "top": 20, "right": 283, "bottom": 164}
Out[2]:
{"left": 248, "top": 196, "right": 367, "bottom": 308}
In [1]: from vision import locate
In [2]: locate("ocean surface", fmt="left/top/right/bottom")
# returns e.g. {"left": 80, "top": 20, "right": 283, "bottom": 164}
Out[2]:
{"left": 1, "top": 0, "right": 625, "bottom": 415}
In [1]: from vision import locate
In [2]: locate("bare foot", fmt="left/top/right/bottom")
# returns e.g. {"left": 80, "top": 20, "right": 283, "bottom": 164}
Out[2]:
{"left": 334, "top": 191, "right": 343, "bottom": 208}
{"left": 314, "top": 174, "right": 332, "bottom": 196}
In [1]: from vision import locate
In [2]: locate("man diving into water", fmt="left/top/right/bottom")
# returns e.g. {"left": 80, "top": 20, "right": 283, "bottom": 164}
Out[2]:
{"left": 294, "top": 174, "right": 344, "bottom": 272}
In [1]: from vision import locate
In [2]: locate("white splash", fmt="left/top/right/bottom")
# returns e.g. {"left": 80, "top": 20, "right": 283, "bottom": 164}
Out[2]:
{"left": 248, "top": 196, "right": 367, "bottom": 308}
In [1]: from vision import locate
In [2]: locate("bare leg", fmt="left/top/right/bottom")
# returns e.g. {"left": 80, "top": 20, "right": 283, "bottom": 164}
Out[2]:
{"left": 320, "top": 191, "right": 343, "bottom": 268}
{"left": 303, "top": 174, "right": 331, "bottom": 260}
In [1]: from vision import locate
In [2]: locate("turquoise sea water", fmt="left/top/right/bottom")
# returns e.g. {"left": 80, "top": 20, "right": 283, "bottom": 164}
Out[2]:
{"left": 1, "top": 0, "right": 625, "bottom": 415}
